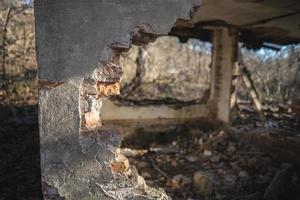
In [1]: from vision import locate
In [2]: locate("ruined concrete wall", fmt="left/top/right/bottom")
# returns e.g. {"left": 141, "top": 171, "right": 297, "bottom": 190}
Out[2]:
{"left": 35, "top": 0, "right": 199, "bottom": 82}
{"left": 35, "top": 0, "right": 200, "bottom": 199}
{"left": 101, "top": 36, "right": 211, "bottom": 125}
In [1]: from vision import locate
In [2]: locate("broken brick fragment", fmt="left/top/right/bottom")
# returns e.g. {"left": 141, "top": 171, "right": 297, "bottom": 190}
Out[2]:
{"left": 97, "top": 82, "right": 120, "bottom": 97}
{"left": 111, "top": 153, "right": 130, "bottom": 174}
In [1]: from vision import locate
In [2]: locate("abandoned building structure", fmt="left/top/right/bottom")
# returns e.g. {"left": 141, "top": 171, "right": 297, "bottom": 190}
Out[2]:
{"left": 34, "top": 0, "right": 300, "bottom": 199}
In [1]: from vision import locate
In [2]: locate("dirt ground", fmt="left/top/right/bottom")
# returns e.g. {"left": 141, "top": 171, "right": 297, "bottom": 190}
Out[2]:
{"left": 0, "top": 103, "right": 299, "bottom": 200}
{"left": 122, "top": 104, "right": 300, "bottom": 200}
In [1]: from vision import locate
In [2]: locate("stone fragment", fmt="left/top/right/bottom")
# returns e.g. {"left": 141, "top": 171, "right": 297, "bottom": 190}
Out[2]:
{"left": 193, "top": 171, "right": 213, "bottom": 196}
{"left": 172, "top": 174, "right": 192, "bottom": 191}
{"left": 211, "top": 155, "right": 221, "bottom": 163}
{"left": 171, "top": 159, "right": 178, "bottom": 167}
{"left": 198, "top": 138, "right": 204, "bottom": 146}
{"left": 111, "top": 153, "right": 130, "bottom": 174}
{"left": 203, "top": 149, "right": 212, "bottom": 157}
{"left": 120, "top": 148, "right": 148, "bottom": 157}
{"left": 150, "top": 145, "right": 179, "bottom": 154}
{"left": 185, "top": 154, "right": 198, "bottom": 162}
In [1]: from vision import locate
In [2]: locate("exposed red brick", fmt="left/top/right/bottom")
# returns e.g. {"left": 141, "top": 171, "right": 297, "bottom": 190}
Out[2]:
{"left": 111, "top": 153, "right": 129, "bottom": 174}
{"left": 97, "top": 82, "right": 120, "bottom": 98}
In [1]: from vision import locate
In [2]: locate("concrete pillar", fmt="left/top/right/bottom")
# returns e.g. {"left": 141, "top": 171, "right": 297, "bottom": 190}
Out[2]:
{"left": 209, "top": 27, "right": 238, "bottom": 123}
{"left": 35, "top": 0, "right": 199, "bottom": 199}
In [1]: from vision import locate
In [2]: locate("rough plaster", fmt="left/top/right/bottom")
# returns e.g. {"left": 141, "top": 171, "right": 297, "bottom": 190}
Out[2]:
{"left": 39, "top": 80, "right": 172, "bottom": 199}
{"left": 35, "top": 0, "right": 200, "bottom": 82}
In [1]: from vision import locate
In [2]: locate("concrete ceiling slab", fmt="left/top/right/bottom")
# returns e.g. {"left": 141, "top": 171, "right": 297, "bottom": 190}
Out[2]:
{"left": 188, "top": 0, "right": 300, "bottom": 45}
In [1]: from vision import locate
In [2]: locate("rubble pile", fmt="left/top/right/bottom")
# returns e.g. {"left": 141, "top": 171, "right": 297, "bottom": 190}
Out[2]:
{"left": 122, "top": 127, "right": 300, "bottom": 200}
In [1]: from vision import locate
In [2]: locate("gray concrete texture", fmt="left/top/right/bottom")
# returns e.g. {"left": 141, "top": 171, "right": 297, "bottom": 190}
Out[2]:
{"left": 35, "top": 0, "right": 200, "bottom": 82}
{"left": 36, "top": 0, "right": 200, "bottom": 199}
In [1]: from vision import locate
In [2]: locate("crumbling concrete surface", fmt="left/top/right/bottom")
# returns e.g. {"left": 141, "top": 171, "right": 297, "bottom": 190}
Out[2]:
{"left": 35, "top": 0, "right": 200, "bottom": 199}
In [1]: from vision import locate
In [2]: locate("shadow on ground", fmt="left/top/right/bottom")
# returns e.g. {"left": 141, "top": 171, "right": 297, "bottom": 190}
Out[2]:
{"left": 0, "top": 105, "right": 42, "bottom": 200}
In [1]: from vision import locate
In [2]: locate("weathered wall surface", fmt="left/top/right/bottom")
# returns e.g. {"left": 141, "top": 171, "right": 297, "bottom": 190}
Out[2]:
{"left": 35, "top": 0, "right": 200, "bottom": 82}
{"left": 35, "top": 0, "right": 200, "bottom": 199}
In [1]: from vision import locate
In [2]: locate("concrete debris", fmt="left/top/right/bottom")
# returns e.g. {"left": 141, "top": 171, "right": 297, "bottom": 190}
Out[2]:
{"left": 149, "top": 145, "right": 179, "bottom": 154}
{"left": 185, "top": 154, "right": 198, "bottom": 163}
{"left": 203, "top": 149, "right": 212, "bottom": 157}
{"left": 111, "top": 153, "right": 130, "bottom": 174}
{"left": 193, "top": 170, "right": 213, "bottom": 196}
{"left": 120, "top": 148, "right": 148, "bottom": 157}
{"left": 123, "top": 124, "right": 290, "bottom": 199}
{"left": 172, "top": 174, "right": 192, "bottom": 191}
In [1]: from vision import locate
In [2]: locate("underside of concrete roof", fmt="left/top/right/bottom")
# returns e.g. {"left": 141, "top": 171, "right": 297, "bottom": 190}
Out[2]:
{"left": 170, "top": 0, "right": 300, "bottom": 48}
